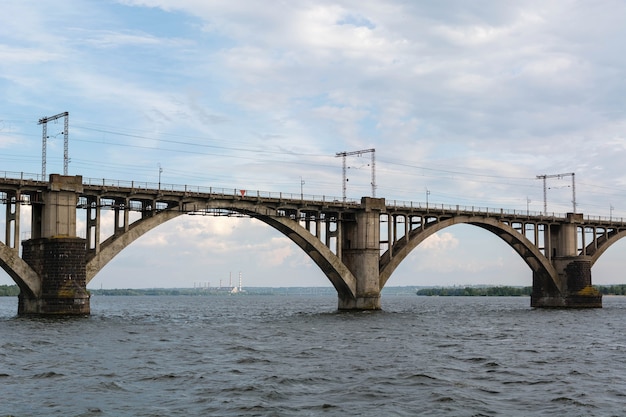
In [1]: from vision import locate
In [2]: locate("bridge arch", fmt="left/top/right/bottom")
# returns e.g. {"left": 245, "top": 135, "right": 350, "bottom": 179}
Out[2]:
{"left": 248, "top": 215, "right": 357, "bottom": 299}
{"left": 379, "top": 216, "right": 558, "bottom": 291}
{"left": 86, "top": 202, "right": 357, "bottom": 299}
{"left": 86, "top": 210, "right": 183, "bottom": 283}
{"left": 0, "top": 242, "right": 40, "bottom": 297}
{"left": 587, "top": 229, "right": 626, "bottom": 267}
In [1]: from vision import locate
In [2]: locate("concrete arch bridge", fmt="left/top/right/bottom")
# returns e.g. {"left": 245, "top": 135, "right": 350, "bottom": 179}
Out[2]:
{"left": 0, "top": 174, "right": 622, "bottom": 315}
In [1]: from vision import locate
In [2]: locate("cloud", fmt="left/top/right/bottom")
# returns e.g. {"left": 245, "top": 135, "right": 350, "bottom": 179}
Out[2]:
{"left": 420, "top": 232, "right": 459, "bottom": 252}
{"left": 0, "top": 133, "right": 22, "bottom": 149}
{"left": 80, "top": 30, "right": 170, "bottom": 49}
{"left": 258, "top": 237, "right": 294, "bottom": 267}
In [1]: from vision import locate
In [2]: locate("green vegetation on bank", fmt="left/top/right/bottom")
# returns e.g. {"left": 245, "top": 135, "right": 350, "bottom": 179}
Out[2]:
{"left": 89, "top": 287, "right": 337, "bottom": 296}
{"left": 416, "top": 286, "right": 531, "bottom": 297}
{"left": 416, "top": 284, "right": 626, "bottom": 296}
{"left": 596, "top": 285, "right": 626, "bottom": 295}
{"left": 93, "top": 288, "right": 193, "bottom": 296}
{"left": 0, "top": 285, "right": 20, "bottom": 296}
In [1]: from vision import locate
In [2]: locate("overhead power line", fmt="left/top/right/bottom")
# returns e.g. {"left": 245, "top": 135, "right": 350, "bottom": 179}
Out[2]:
{"left": 32, "top": 121, "right": 626, "bottom": 207}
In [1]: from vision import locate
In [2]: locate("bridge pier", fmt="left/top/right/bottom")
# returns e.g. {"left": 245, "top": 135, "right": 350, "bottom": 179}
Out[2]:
{"left": 531, "top": 213, "right": 601, "bottom": 308}
{"left": 18, "top": 175, "right": 90, "bottom": 315}
{"left": 337, "top": 197, "right": 384, "bottom": 310}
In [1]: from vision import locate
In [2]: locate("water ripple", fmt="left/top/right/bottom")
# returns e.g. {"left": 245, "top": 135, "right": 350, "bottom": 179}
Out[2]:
{"left": 1, "top": 295, "right": 626, "bottom": 416}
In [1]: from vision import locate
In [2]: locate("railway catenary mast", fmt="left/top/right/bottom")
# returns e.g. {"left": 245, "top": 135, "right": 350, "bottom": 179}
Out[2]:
{"left": 38, "top": 112, "right": 69, "bottom": 178}
{"left": 536, "top": 172, "right": 576, "bottom": 215}
{"left": 335, "top": 148, "right": 376, "bottom": 201}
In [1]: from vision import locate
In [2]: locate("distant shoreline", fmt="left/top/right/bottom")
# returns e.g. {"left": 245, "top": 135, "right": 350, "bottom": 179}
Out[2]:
{"left": 2, "top": 284, "right": 626, "bottom": 297}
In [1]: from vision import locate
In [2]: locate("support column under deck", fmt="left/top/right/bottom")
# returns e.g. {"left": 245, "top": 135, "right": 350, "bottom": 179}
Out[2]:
{"left": 337, "top": 197, "right": 384, "bottom": 310}
{"left": 86, "top": 195, "right": 100, "bottom": 252}
{"left": 5, "top": 191, "right": 20, "bottom": 250}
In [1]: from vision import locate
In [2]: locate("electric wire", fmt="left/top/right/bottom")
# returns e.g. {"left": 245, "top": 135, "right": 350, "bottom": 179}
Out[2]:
{"left": 4, "top": 117, "right": 626, "bottom": 215}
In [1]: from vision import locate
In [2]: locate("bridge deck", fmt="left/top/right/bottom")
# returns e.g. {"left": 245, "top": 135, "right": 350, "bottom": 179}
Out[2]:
{"left": 1, "top": 171, "right": 625, "bottom": 227}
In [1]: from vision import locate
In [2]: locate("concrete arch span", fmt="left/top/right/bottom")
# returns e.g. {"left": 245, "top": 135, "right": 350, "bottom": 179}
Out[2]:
{"left": 86, "top": 210, "right": 183, "bottom": 283}
{"left": 85, "top": 202, "right": 357, "bottom": 299}
{"left": 379, "top": 216, "right": 559, "bottom": 292}
{"left": 0, "top": 242, "right": 40, "bottom": 297}
{"left": 252, "top": 215, "right": 357, "bottom": 299}
{"left": 587, "top": 229, "right": 626, "bottom": 267}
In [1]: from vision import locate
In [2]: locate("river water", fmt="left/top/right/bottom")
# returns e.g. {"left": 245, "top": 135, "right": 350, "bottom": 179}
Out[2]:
{"left": 1, "top": 294, "right": 626, "bottom": 416}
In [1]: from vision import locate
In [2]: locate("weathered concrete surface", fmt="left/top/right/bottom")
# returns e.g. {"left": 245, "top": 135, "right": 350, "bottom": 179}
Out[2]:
{"left": 338, "top": 294, "right": 381, "bottom": 310}
{"left": 0, "top": 242, "right": 41, "bottom": 298}
{"left": 41, "top": 174, "right": 82, "bottom": 238}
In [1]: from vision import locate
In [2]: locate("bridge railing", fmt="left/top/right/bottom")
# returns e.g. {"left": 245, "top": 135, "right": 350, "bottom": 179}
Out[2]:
{"left": 386, "top": 199, "right": 568, "bottom": 219}
{"left": 583, "top": 215, "right": 626, "bottom": 224}
{"left": 0, "top": 170, "right": 44, "bottom": 182}
{"left": 81, "top": 176, "right": 360, "bottom": 205}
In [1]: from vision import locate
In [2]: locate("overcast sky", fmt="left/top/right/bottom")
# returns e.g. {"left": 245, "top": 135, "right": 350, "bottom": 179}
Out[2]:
{"left": 1, "top": 0, "right": 626, "bottom": 289}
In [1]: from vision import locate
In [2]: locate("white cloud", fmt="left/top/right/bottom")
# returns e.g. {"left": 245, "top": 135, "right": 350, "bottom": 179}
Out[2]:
{"left": 258, "top": 237, "right": 294, "bottom": 267}
{"left": 420, "top": 232, "right": 459, "bottom": 252}
{"left": 80, "top": 30, "right": 170, "bottom": 49}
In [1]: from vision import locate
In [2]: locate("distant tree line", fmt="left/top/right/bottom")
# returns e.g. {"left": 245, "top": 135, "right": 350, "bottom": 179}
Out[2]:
{"left": 92, "top": 288, "right": 186, "bottom": 296}
{"left": 416, "top": 286, "right": 532, "bottom": 296}
{"left": 596, "top": 285, "right": 626, "bottom": 295}
{"left": 0, "top": 285, "right": 20, "bottom": 296}
{"left": 416, "top": 284, "right": 626, "bottom": 296}
{"left": 91, "top": 288, "right": 246, "bottom": 296}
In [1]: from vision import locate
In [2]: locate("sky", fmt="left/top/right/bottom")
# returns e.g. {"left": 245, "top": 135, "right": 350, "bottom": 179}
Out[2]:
{"left": 1, "top": 0, "right": 626, "bottom": 289}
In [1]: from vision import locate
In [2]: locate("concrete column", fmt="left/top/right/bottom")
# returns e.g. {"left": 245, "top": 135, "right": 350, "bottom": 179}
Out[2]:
{"left": 556, "top": 223, "right": 578, "bottom": 256}
{"left": 334, "top": 217, "right": 342, "bottom": 261}
{"left": 387, "top": 214, "right": 393, "bottom": 257}
{"left": 114, "top": 197, "right": 128, "bottom": 234}
{"left": 40, "top": 174, "right": 82, "bottom": 238}
{"left": 338, "top": 197, "right": 385, "bottom": 310}
{"left": 123, "top": 198, "right": 130, "bottom": 232}
{"left": 5, "top": 191, "right": 20, "bottom": 250}
{"left": 86, "top": 195, "right": 100, "bottom": 252}
{"left": 405, "top": 214, "right": 410, "bottom": 242}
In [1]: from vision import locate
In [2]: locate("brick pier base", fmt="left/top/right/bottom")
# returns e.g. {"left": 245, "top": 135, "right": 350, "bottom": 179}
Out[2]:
{"left": 531, "top": 259, "right": 602, "bottom": 308}
{"left": 19, "top": 237, "right": 90, "bottom": 315}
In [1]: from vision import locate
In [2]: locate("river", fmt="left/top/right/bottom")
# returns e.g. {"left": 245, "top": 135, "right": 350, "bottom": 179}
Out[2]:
{"left": 1, "top": 294, "right": 625, "bottom": 416}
